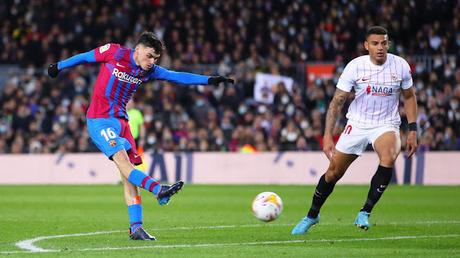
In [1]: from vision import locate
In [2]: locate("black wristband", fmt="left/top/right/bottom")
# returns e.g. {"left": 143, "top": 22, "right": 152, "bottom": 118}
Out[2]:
{"left": 408, "top": 122, "right": 417, "bottom": 131}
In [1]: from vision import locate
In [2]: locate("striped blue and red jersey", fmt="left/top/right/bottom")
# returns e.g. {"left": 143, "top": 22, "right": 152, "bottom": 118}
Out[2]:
{"left": 57, "top": 43, "right": 209, "bottom": 119}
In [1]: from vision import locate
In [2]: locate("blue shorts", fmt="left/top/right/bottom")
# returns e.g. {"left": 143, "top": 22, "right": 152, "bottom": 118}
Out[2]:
{"left": 87, "top": 118, "right": 142, "bottom": 165}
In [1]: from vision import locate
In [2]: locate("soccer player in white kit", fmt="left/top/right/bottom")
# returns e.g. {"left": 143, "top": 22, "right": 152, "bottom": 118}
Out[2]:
{"left": 292, "top": 26, "right": 418, "bottom": 234}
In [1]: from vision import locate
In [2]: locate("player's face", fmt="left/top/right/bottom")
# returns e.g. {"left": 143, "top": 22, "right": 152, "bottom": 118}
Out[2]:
{"left": 135, "top": 44, "right": 160, "bottom": 71}
{"left": 364, "top": 34, "right": 389, "bottom": 65}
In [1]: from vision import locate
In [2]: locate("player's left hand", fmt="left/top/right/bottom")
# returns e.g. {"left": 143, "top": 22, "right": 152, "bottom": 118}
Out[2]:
{"left": 406, "top": 131, "right": 418, "bottom": 158}
{"left": 208, "top": 76, "right": 235, "bottom": 85}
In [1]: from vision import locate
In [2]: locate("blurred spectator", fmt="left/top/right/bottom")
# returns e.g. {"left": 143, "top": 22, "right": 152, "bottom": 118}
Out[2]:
{"left": 1, "top": 0, "right": 459, "bottom": 153}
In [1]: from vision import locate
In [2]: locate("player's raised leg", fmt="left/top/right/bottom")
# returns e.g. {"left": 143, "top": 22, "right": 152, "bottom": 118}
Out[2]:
{"left": 292, "top": 151, "right": 357, "bottom": 235}
{"left": 113, "top": 150, "right": 183, "bottom": 205}
{"left": 355, "top": 130, "right": 400, "bottom": 230}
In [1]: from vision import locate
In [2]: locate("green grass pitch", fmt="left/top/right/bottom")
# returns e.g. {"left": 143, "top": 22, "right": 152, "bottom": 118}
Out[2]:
{"left": 0, "top": 184, "right": 459, "bottom": 257}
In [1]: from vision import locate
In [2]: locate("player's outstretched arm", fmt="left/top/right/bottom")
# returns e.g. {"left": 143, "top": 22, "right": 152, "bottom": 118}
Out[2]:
{"left": 323, "top": 88, "right": 349, "bottom": 160}
{"left": 152, "top": 65, "right": 234, "bottom": 85}
{"left": 48, "top": 50, "right": 97, "bottom": 78}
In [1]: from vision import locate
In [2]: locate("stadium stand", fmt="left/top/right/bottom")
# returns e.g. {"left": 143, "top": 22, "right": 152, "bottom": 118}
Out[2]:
{"left": 0, "top": 0, "right": 459, "bottom": 153}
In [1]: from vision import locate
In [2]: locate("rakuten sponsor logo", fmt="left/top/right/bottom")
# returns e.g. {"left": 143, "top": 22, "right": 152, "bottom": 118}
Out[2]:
{"left": 112, "top": 68, "right": 142, "bottom": 85}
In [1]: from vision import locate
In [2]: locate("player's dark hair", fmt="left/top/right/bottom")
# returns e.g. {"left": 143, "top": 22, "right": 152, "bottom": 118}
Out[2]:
{"left": 366, "top": 26, "right": 388, "bottom": 39}
{"left": 136, "top": 31, "right": 164, "bottom": 55}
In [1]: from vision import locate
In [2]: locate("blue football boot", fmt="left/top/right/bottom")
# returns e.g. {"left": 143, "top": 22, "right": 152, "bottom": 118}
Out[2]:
{"left": 291, "top": 215, "right": 320, "bottom": 235}
{"left": 157, "top": 181, "right": 184, "bottom": 206}
{"left": 354, "top": 211, "right": 371, "bottom": 230}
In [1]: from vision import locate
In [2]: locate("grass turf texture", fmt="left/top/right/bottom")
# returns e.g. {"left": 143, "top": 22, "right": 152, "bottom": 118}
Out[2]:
{"left": 0, "top": 184, "right": 459, "bottom": 257}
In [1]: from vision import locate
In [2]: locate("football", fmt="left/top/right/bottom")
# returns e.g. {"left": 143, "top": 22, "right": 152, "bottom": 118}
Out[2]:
{"left": 251, "top": 192, "right": 283, "bottom": 222}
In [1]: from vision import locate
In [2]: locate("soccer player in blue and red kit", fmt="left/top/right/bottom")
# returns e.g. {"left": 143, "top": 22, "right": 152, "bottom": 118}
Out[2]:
{"left": 47, "top": 32, "right": 234, "bottom": 240}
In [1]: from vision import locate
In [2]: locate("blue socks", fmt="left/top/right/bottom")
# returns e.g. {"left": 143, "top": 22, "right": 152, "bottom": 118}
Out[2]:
{"left": 128, "top": 204, "right": 142, "bottom": 233}
{"left": 127, "top": 169, "right": 161, "bottom": 195}
{"left": 126, "top": 170, "right": 162, "bottom": 234}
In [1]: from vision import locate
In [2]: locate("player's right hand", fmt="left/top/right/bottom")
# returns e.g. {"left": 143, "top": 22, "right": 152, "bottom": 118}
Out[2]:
{"left": 47, "top": 63, "right": 60, "bottom": 78}
{"left": 208, "top": 76, "right": 235, "bottom": 85}
{"left": 322, "top": 135, "right": 335, "bottom": 161}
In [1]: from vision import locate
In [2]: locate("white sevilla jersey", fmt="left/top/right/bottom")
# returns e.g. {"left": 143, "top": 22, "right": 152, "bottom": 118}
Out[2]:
{"left": 336, "top": 53, "right": 413, "bottom": 128}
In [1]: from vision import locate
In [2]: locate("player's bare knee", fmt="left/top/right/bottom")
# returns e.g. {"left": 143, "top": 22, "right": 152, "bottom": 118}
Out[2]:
{"left": 325, "top": 167, "right": 343, "bottom": 183}
{"left": 325, "top": 161, "right": 346, "bottom": 182}
{"left": 113, "top": 150, "right": 129, "bottom": 162}
{"left": 379, "top": 155, "right": 396, "bottom": 167}
{"left": 112, "top": 150, "right": 135, "bottom": 176}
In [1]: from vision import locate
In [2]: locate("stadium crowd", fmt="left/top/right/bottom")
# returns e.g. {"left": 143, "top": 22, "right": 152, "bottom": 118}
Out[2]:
{"left": 0, "top": 0, "right": 459, "bottom": 153}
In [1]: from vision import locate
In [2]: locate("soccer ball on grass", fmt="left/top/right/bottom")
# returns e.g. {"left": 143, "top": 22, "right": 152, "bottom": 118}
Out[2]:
{"left": 251, "top": 192, "right": 283, "bottom": 222}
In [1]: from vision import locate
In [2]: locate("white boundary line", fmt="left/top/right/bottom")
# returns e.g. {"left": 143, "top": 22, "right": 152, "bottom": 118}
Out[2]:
{"left": 15, "top": 230, "right": 123, "bottom": 253}
{"left": 4, "top": 234, "right": 460, "bottom": 254}
{"left": 72, "top": 234, "right": 460, "bottom": 252}
{"left": 2, "top": 220, "right": 460, "bottom": 254}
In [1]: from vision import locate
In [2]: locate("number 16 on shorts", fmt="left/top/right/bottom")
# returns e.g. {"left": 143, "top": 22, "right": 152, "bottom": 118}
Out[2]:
{"left": 100, "top": 128, "right": 118, "bottom": 147}
{"left": 101, "top": 128, "right": 117, "bottom": 141}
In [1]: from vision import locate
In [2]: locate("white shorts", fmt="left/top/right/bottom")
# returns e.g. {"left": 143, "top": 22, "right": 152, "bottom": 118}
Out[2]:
{"left": 335, "top": 121, "right": 400, "bottom": 156}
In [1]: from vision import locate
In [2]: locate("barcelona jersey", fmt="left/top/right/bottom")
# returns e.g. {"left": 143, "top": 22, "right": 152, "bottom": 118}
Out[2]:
{"left": 58, "top": 43, "right": 209, "bottom": 120}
